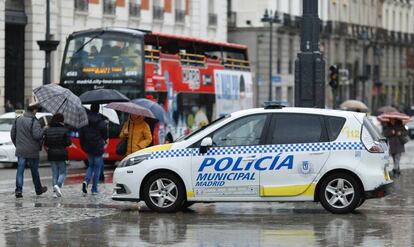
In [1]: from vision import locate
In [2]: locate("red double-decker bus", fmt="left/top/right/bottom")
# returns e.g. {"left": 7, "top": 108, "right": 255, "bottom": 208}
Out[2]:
{"left": 60, "top": 27, "right": 253, "bottom": 163}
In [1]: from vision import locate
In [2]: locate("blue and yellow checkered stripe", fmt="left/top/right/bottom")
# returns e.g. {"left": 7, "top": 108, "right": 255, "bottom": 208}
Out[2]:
{"left": 147, "top": 141, "right": 365, "bottom": 160}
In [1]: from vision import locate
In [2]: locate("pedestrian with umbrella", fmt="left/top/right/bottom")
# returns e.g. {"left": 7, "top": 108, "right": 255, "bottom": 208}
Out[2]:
{"left": 79, "top": 88, "right": 129, "bottom": 181}
{"left": 379, "top": 112, "right": 410, "bottom": 176}
{"left": 79, "top": 104, "right": 108, "bottom": 195}
{"left": 106, "top": 102, "right": 154, "bottom": 155}
{"left": 44, "top": 113, "right": 72, "bottom": 198}
{"left": 131, "top": 98, "right": 171, "bottom": 144}
{"left": 11, "top": 102, "right": 48, "bottom": 198}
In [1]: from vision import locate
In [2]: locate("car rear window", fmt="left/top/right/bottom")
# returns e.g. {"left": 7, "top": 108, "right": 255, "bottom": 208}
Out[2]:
{"left": 269, "top": 114, "right": 326, "bottom": 144}
{"left": 363, "top": 116, "right": 382, "bottom": 142}
{"left": 325, "top": 116, "right": 346, "bottom": 141}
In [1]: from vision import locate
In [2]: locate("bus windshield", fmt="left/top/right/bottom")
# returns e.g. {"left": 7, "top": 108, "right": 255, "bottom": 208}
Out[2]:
{"left": 62, "top": 32, "right": 144, "bottom": 82}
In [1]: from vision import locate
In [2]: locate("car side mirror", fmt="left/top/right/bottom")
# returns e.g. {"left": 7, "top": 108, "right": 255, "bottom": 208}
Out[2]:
{"left": 199, "top": 137, "right": 212, "bottom": 154}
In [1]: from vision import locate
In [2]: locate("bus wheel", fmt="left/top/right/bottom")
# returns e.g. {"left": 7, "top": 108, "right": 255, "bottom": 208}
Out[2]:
{"left": 142, "top": 172, "right": 185, "bottom": 213}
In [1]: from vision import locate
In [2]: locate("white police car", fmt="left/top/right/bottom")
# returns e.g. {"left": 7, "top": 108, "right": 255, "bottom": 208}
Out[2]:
{"left": 112, "top": 106, "right": 392, "bottom": 214}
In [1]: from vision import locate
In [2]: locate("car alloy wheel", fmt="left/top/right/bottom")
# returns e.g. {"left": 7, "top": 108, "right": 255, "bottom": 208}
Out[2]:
{"left": 149, "top": 178, "right": 178, "bottom": 208}
{"left": 319, "top": 173, "right": 362, "bottom": 214}
{"left": 142, "top": 172, "right": 185, "bottom": 213}
{"left": 324, "top": 178, "right": 355, "bottom": 209}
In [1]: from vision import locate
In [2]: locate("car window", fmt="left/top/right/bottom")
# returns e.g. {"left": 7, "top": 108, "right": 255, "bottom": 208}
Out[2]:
{"left": 211, "top": 114, "right": 267, "bottom": 147}
{"left": 38, "top": 117, "right": 47, "bottom": 128}
{"left": 326, "top": 116, "right": 346, "bottom": 141}
{"left": 269, "top": 114, "right": 325, "bottom": 144}
{"left": 0, "top": 119, "right": 14, "bottom": 131}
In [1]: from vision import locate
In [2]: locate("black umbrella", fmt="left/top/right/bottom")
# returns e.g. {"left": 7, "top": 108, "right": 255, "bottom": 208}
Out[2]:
{"left": 33, "top": 84, "right": 88, "bottom": 128}
{"left": 79, "top": 89, "right": 130, "bottom": 104}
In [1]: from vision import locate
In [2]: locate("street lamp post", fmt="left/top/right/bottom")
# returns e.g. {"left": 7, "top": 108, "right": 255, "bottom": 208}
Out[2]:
{"left": 295, "top": 0, "right": 325, "bottom": 108}
{"left": 37, "top": 0, "right": 59, "bottom": 85}
{"left": 261, "top": 9, "right": 280, "bottom": 102}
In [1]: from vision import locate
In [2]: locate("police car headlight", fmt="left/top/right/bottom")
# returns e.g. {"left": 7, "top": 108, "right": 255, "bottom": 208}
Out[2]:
{"left": 118, "top": 154, "right": 150, "bottom": 168}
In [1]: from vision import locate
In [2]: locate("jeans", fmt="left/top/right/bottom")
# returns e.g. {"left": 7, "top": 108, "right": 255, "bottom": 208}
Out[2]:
{"left": 51, "top": 161, "right": 67, "bottom": 188}
{"left": 85, "top": 155, "right": 104, "bottom": 193}
{"left": 15, "top": 157, "right": 42, "bottom": 194}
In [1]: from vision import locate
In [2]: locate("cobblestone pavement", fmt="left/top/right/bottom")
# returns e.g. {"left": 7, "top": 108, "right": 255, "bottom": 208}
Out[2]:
{"left": 0, "top": 183, "right": 138, "bottom": 236}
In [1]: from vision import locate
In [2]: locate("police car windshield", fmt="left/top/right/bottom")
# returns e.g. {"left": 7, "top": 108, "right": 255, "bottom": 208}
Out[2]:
{"left": 175, "top": 114, "right": 230, "bottom": 142}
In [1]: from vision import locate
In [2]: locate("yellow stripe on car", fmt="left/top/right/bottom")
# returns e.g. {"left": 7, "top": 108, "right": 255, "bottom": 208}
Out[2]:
{"left": 260, "top": 184, "right": 316, "bottom": 197}
{"left": 137, "top": 144, "right": 172, "bottom": 154}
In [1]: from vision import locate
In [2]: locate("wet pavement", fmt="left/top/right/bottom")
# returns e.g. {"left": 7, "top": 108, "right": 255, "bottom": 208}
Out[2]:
{"left": 2, "top": 143, "right": 414, "bottom": 246}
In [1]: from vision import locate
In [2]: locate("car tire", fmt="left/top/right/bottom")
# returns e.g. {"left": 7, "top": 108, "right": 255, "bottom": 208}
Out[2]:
{"left": 181, "top": 201, "right": 195, "bottom": 210}
{"left": 142, "top": 172, "right": 185, "bottom": 213}
{"left": 357, "top": 198, "right": 366, "bottom": 208}
{"left": 318, "top": 173, "right": 362, "bottom": 214}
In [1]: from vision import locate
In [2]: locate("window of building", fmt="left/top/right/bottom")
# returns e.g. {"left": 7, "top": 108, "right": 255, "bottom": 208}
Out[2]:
{"left": 129, "top": 0, "right": 141, "bottom": 18}
{"left": 268, "top": 114, "right": 326, "bottom": 144}
{"left": 392, "top": 10, "right": 396, "bottom": 30}
{"left": 393, "top": 47, "right": 396, "bottom": 77}
{"left": 385, "top": 47, "right": 389, "bottom": 77}
{"left": 275, "top": 87, "right": 282, "bottom": 100}
{"left": 153, "top": 0, "right": 164, "bottom": 20}
{"left": 175, "top": 0, "right": 185, "bottom": 23}
{"left": 385, "top": 9, "right": 388, "bottom": 29}
{"left": 211, "top": 115, "right": 267, "bottom": 147}
{"left": 74, "top": 0, "right": 88, "bottom": 12}
{"left": 287, "top": 86, "right": 293, "bottom": 106}
{"left": 277, "top": 37, "right": 282, "bottom": 74}
{"left": 288, "top": 37, "right": 293, "bottom": 74}
{"left": 103, "top": 0, "right": 116, "bottom": 15}
{"left": 208, "top": 0, "right": 217, "bottom": 26}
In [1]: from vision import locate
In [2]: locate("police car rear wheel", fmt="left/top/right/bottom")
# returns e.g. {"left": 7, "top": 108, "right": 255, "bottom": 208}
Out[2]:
{"left": 142, "top": 173, "right": 185, "bottom": 213}
{"left": 319, "top": 173, "right": 361, "bottom": 214}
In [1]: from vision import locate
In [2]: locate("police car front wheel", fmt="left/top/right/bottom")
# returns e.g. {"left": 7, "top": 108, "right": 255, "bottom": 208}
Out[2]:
{"left": 142, "top": 172, "right": 185, "bottom": 213}
{"left": 319, "top": 173, "right": 362, "bottom": 214}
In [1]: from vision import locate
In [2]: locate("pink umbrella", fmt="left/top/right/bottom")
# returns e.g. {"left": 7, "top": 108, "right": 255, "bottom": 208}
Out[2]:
{"left": 105, "top": 102, "right": 155, "bottom": 118}
{"left": 377, "top": 112, "right": 411, "bottom": 124}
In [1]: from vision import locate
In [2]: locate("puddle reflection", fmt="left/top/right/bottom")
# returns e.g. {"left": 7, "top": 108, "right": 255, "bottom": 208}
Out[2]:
{"left": 3, "top": 205, "right": 400, "bottom": 247}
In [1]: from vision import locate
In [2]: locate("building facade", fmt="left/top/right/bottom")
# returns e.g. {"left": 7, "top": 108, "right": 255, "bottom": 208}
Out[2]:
{"left": 0, "top": 0, "right": 227, "bottom": 112}
{"left": 228, "top": 0, "right": 414, "bottom": 111}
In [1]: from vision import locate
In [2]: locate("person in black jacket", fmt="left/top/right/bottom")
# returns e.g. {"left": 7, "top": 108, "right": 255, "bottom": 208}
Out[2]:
{"left": 79, "top": 104, "right": 108, "bottom": 195}
{"left": 44, "top": 113, "right": 71, "bottom": 197}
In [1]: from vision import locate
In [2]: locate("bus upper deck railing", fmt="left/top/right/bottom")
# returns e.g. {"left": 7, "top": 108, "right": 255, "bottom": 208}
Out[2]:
{"left": 144, "top": 49, "right": 250, "bottom": 71}
{"left": 223, "top": 58, "right": 250, "bottom": 71}
{"left": 179, "top": 53, "right": 205, "bottom": 67}
{"left": 145, "top": 49, "right": 160, "bottom": 62}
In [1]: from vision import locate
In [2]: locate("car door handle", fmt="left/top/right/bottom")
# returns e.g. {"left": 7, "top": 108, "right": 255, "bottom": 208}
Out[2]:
{"left": 310, "top": 152, "right": 325, "bottom": 155}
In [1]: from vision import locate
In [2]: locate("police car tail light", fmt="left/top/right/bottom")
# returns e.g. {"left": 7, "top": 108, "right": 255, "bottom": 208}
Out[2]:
{"left": 368, "top": 142, "right": 384, "bottom": 153}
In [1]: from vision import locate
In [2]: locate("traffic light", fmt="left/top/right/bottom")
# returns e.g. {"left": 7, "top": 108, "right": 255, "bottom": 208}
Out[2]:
{"left": 328, "top": 65, "right": 338, "bottom": 89}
